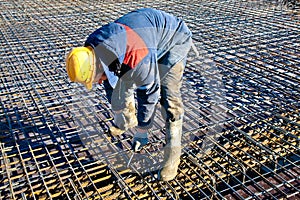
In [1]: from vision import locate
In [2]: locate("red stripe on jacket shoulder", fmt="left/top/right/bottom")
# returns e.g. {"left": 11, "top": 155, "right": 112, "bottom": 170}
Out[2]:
{"left": 119, "top": 24, "right": 149, "bottom": 69}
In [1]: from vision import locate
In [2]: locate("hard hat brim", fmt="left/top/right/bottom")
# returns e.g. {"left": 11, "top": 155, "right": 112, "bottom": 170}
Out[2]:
{"left": 85, "top": 81, "right": 93, "bottom": 90}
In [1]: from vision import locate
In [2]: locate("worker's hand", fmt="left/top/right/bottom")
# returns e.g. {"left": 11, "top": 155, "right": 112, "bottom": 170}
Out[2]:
{"left": 132, "top": 128, "right": 148, "bottom": 152}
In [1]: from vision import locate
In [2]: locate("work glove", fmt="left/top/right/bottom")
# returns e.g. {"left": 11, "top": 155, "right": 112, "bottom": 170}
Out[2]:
{"left": 110, "top": 101, "right": 138, "bottom": 136}
{"left": 132, "top": 130, "right": 148, "bottom": 152}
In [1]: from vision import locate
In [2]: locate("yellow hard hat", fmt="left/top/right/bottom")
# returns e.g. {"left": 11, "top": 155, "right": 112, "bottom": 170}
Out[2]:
{"left": 66, "top": 46, "right": 96, "bottom": 90}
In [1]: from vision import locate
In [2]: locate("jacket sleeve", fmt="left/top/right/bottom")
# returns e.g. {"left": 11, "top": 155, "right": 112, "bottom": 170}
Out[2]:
{"left": 136, "top": 81, "right": 160, "bottom": 128}
{"left": 132, "top": 55, "right": 160, "bottom": 128}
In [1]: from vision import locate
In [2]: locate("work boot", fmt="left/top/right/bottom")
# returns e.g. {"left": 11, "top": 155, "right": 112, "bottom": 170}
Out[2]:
{"left": 158, "top": 119, "right": 182, "bottom": 181}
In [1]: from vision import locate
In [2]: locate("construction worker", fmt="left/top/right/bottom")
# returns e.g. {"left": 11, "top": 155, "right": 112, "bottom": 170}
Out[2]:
{"left": 66, "top": 8, "right": 192, "bottom": 181}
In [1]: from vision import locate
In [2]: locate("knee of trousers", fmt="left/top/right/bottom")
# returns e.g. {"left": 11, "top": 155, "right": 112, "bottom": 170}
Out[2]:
{"left": 161, "top": 97, "right": 184, "bottom": 122}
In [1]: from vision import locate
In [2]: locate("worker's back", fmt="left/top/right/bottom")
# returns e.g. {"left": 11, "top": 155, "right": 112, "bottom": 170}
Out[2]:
{"left": 115, "top": 8, "right": 191, "bottom": 60}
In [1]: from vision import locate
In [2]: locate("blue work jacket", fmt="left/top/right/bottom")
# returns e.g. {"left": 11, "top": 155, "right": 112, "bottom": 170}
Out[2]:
{"left": 85, "top": 8, "right": 192, "bottom": 128}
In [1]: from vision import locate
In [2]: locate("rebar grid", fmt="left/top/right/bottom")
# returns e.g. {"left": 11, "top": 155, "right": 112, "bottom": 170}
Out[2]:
{"left": 0, "top": 0, "right": 299, "bottom": 199}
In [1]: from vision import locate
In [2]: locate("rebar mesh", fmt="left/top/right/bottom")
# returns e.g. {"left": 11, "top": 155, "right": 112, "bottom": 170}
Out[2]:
{"left": 0, "top": 0, "right": 299, "bottom": 199}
